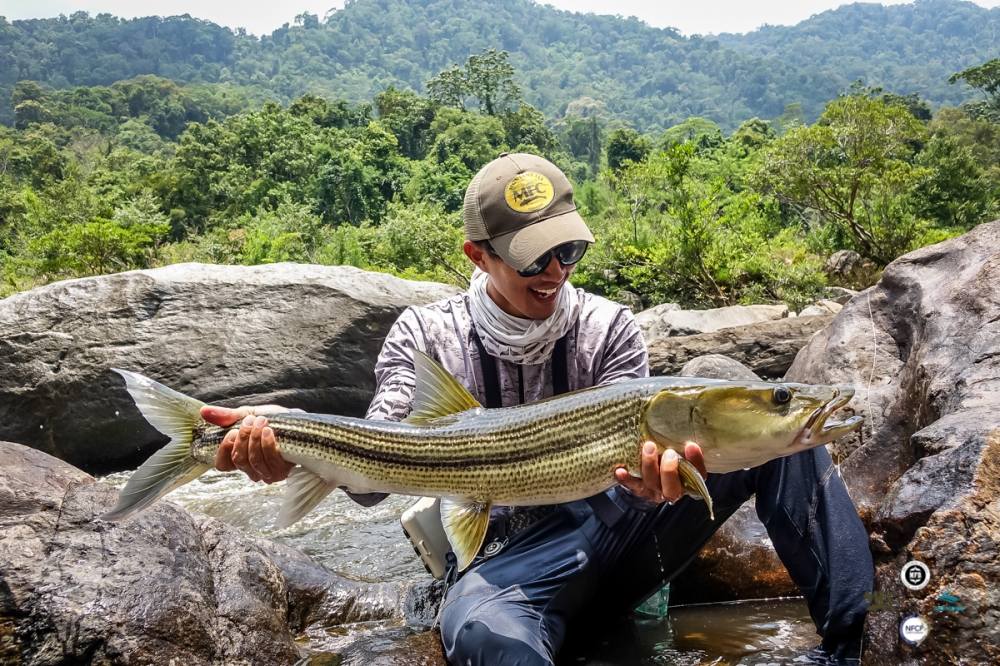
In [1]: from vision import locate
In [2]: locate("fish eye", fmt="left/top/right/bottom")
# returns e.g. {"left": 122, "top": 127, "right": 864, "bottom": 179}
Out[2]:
{"left": 772, "top": 386, "right": 792, "bottom": 404}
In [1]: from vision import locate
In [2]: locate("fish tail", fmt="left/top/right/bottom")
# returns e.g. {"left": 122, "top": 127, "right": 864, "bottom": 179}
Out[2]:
{"left": 101, "top": 369, "right": 211, "bottom": 521}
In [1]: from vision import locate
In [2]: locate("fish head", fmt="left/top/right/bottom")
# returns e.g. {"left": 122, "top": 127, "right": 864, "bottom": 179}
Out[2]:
{"left": 642, "top": 382, "right": 863, "bottom": 472}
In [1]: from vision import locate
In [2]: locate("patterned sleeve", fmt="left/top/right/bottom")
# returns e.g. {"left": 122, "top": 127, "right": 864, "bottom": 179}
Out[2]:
{"left": 365, "top": 307, "right": 426, "bottom": 422}
{"left": 595, "top": 307, "right": 649, "bottom": 385}
{"left": 345, "top": 308, "right": 426, "bottom": 507}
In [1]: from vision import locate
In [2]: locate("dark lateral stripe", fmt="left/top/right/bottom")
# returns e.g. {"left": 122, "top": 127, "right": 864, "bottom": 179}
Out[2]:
{"left": 272, "top": 403, "right": 638, "bottom": 469}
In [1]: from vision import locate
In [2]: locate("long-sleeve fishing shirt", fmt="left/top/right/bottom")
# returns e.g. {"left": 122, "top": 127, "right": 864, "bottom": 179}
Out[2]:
{"left": 349, "top": 288, "right": 651, "bottom": 510}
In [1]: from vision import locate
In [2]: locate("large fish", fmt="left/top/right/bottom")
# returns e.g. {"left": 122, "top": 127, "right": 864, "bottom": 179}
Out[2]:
{"left": 103, "top": 351, "right": 862, "bottom": 570}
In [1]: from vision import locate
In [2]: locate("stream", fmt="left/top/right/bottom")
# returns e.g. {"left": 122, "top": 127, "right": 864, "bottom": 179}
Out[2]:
{"left": 104, "top": 470, "right": 821, "bottom": 664}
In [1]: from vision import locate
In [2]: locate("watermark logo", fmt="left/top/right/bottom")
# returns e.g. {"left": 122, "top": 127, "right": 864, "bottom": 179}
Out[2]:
{"left": 900, "top": 560, "right": 931, "bottom": 591}
{"left": 933, "top": 590, "right": 965, "bottom": 614}
{"left": 899, "top": 615, "right": 930, "bottom": 645}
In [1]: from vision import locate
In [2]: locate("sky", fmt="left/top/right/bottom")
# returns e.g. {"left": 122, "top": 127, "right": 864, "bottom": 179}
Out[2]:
{"left": 2, "top": 0, "right": 999, "bottom": 36}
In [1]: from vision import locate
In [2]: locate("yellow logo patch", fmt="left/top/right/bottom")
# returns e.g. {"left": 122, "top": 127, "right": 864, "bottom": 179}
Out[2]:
{"left": 504, "top": 172, "right": 554, "bottom": 213}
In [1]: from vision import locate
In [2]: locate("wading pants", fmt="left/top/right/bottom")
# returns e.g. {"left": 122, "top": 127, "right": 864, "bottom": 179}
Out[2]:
{"left": 438, "top": 446, "right": 874, "bottom": 666}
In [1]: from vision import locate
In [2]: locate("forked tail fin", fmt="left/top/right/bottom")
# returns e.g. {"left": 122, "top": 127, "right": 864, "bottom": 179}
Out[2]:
{"left": 101, "top": 369, "right": 211, "bottom": 521}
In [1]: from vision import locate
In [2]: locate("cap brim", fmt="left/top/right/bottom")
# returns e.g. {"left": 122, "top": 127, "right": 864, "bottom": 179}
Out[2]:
{"left": 489, "top": 209, "right": 595, "bottom": 272}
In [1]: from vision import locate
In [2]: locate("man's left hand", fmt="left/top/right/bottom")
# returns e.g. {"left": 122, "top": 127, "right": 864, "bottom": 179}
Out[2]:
{"left": 615, "top": 441, "right": 707, "bottom": 504}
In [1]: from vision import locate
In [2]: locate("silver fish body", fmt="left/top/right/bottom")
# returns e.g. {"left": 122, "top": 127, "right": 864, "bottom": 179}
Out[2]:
{"left": 104, "top": 352, "right": 862, "bottom": 570}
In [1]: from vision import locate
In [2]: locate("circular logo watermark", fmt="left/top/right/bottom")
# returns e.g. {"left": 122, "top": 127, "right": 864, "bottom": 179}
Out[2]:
{"left": 899, "top": 615, "right": 930, "bottom": 645}
{"left": 900, "top": 560, "right": 931, "bottom": 591}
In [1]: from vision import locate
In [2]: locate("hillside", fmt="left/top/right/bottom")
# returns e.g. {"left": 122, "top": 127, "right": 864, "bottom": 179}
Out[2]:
{"left": 1, "top": 0, "right": 997, "bottom": 130}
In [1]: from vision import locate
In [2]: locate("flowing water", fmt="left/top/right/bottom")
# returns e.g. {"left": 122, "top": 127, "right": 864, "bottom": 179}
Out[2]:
{"left": 103, "top": 470, "right": 820, "bottom": 664}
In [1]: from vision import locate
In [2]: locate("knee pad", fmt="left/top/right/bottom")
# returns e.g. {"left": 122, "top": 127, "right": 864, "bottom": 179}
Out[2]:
{"left": 450, "top": 620, "right": 551, "bottom": 666}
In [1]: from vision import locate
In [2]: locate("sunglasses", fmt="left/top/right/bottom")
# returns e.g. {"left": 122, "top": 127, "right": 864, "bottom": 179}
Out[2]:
{"left": 487, "top": 239, "right": 590, "bottom": 277}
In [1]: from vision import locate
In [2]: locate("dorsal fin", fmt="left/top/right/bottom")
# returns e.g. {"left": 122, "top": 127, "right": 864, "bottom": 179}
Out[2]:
{"left": 405, "top": 349, "right": 482, "bottom": 424}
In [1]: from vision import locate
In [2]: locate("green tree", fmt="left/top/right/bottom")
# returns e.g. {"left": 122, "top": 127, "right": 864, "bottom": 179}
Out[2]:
{"left": 756, "top": 95, "right": 930, "bottom": 264}
{"left": 949, "top": 58, "right": 1000, "bottom": 121}
{"left": 606, "top": 128, "right": 651, "bottom": 172}
{"left": 465, "top": 49, "right": 521, "bottom": 116}
{"left": 426, "top": 65, "right": 467, "bottom": 110}
{"left": 375, "top": 86, "right": 436, "bottom": 159}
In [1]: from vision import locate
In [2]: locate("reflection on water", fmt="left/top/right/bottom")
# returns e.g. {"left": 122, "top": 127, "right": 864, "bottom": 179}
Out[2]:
{"left": 567, "top": 599, "right": 818, "bottom": 665}
{"left": 103, "top": 471, "right": 819, "bottom": 663}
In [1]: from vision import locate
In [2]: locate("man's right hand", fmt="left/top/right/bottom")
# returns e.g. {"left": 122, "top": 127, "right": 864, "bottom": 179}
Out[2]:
{"left": 201, "top": 405, "right": 294, "bottom": 483}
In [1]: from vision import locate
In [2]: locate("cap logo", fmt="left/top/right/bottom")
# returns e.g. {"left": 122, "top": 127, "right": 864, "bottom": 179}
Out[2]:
{"left": 504, "top": 172, "right": 554, "bottom": 213}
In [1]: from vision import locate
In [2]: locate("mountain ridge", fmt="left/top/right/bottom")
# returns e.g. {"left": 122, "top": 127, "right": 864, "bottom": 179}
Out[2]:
{"left": 1, "top": 0, "right": 996, "bottom": 130}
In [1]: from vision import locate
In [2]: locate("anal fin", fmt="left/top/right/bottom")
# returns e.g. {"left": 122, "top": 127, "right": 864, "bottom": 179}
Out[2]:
{"left": 440, "top": 497, "right": 492, "bottom": 571}
{"left": 277, "top": 466, "right": 337, "bottom": 528}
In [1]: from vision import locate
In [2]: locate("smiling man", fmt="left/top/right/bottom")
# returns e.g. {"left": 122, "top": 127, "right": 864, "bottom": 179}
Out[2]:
{"left": 207, "top": 152, "right": 872, "bottom": 666}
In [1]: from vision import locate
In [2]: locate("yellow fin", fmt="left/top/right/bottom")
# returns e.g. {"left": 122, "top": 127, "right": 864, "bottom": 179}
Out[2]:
{"left": 277, "top": 466, "right": 337, "bottom": 528}
{"left": 405, "top": 350, "right": 482, "bottom": 425}
{"left": 677, "top": 458, "right": 714, "bottom": 521}
{"left": 440, "top": 497, "right": 492, "bottom": 571}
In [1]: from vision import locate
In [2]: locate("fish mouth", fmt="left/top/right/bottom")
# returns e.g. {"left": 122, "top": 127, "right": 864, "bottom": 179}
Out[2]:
{"left": 797, "top": 386, "right": 863, "bottom": 447}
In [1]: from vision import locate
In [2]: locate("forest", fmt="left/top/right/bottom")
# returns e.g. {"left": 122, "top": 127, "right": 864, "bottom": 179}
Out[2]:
{"left": 1, "top": 0, "right": 998, "bottom": 130}
{"left": 2, "top": 44, "right": 997, "bottom": 310}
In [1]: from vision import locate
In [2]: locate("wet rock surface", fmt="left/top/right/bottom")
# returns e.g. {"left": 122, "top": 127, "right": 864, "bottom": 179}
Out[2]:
{"left": 786, "top": 221, "right": 1000, "bottom": 664}
{"left": 0, "top": 441, "right": 425, "bottom": 665}
{"left": 0, "top": 263, "right": 458, "bottom": 474}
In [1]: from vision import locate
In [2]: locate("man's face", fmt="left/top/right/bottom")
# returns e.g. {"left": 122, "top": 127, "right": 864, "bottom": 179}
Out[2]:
{"left": 464, "top": 241, "right": 577, "bottom": 320}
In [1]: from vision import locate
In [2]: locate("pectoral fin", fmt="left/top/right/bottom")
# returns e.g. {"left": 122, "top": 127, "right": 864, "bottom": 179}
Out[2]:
{"left": 677, "top": 458, "right": 714, "bottom": 520}
{"left": 277, "top": 466, "right": 337, "bottom": 528}
{"left": 439, "top": 497, "right": 492, "bottom": 571}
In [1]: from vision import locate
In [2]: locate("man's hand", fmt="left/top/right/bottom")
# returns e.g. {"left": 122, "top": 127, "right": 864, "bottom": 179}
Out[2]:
{"left": 201, "top": 405, "right": 294, "bottom": 484}
{"left": 615, "top": 441, "right": 707, "bottom": 504}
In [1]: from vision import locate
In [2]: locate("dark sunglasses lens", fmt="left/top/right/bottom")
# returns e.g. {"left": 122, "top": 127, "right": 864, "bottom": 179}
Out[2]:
{"left": 555, "top": 240, "right": 589, "bottom": 265}
{"left": 518, "top": 257, "right": 548, "bottom": 277}
{"left": 518, "top": 241, "right": 589, "bottom": 277}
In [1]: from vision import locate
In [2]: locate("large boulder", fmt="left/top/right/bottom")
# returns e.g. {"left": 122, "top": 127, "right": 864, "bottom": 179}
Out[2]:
{"left": 637, "top": 303, "right": 788, "bottom": 340}
{"left": 0, "top": 263, "right": 459, "bottom": 474}
{"left": 786, "top": 221, "right": 1000, "bottom": 664}
{"left": 0, "top": 441, "right": 440, "bottom": 665}
{"left": 647, "top": 315, "right": 834, "bottom": 379}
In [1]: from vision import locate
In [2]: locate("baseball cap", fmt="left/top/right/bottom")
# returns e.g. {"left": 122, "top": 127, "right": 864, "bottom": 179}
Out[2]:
{"left": 463, "top": 153, "right": 595, "bottom": 272}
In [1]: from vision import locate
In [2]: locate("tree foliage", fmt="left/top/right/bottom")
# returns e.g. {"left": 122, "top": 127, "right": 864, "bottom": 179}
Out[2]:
{"left": 2, "top": 1, "right": 998, "bottom": 130}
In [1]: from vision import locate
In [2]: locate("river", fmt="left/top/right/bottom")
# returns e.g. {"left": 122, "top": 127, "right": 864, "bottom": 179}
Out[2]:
{"left": 104, "top": 469, "right": 820, "bottom": 664}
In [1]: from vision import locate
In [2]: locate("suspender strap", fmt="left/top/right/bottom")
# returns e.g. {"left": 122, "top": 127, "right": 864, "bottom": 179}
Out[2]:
{"left": 470, "top": 325, "right": 502, "bottom": 409}
{"left": 552, "top": 334, "right": 569, "bottom": 396}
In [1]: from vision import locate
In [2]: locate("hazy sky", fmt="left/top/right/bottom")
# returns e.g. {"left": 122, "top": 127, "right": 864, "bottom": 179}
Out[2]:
{"left": 3, "top": 0, "right": 999, "bottom": 36}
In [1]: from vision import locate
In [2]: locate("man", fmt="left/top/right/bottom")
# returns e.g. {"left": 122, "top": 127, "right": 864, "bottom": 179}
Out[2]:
{"left": 204, "top": 153, "right": 873, "bottom": 665}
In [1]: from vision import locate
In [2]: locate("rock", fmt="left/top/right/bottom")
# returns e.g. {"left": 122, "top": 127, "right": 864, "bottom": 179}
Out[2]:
{"left": 0, "top": 441, "right": 420, "bottom": 665}
{"left": 638, "top": 303, "right": 788, "bottom": 340}
{"left": 679, "top": 354, "right": 761, "bottom": 380}
{"left": 615, "top": 289, "right": 644, "bottom": 313}
{"left": 0, "top": 263, "right": 459, "bottom": 474}
{"left": 647, "top": 315, "right": 833, "bottom": 379}
{"left": 669, "top": 503, "right": 798, "bottom": 605}
{"left": 786, "top": 221, "right": 1000, "bottom": 664}
{"left": 823, "top": 286, "right": 859, "bottom": 304}
{"left": 825, "top": 250, "right": 878, "bottom": 288}
{"left": 634, "top": 302, "right": 680, "bottom": 338}
{"left": 797, "top": 299, "right": 844, "bottom": 317}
